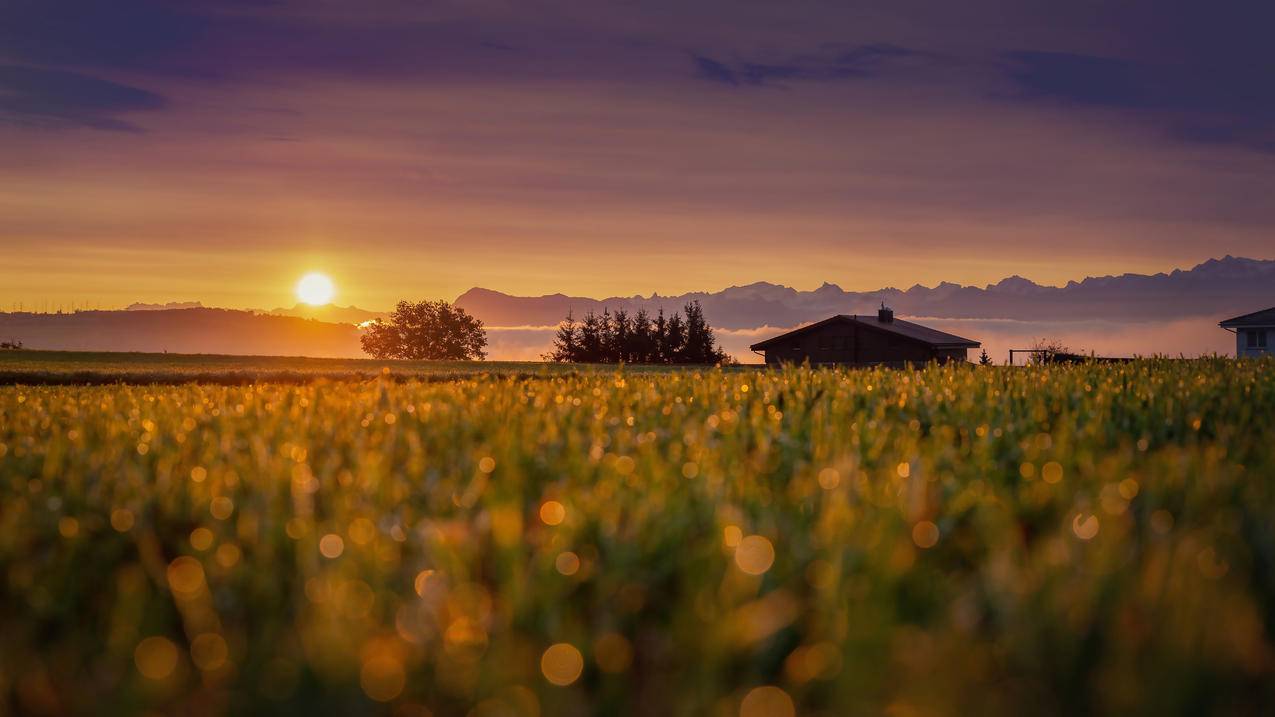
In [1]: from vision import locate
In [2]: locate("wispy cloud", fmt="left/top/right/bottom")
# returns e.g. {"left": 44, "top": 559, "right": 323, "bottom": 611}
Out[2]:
{"left": 692, "top": 43, "right": 936, "bottom": 87}
{"left": 999, "top": 50, "right": 1275, "bottom": 152}
{"left": 0, "top": 66, "right": 166, "bottom": 131}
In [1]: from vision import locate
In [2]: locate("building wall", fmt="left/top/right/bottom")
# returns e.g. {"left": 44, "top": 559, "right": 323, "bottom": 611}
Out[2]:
{"left": 934, "top": 347, "right": 970, "bottom": 363}
{"left": 761, "top": 323, "right": 969, "bottom": 366}
{"left": 1236, "top": 327, "right": 1272, "bottom": 358}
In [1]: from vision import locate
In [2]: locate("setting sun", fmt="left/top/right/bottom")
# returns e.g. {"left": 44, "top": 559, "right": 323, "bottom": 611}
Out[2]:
{"left": 296, "top": 272, "right": 335, "bottom": 306}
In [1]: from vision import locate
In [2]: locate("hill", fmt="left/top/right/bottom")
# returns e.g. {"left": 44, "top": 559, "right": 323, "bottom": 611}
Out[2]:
{"left": 0, "top": 308, "right": 362, "bottom": 357}
{"left": 267, "top": 303, "right": 387, "bottom": 325}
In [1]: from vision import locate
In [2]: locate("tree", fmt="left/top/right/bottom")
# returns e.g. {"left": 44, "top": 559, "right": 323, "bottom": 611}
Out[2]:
{"left": 631, "top": 309, "right": 655, "bottom": 363}
{"left": 545, "top": 301, "right": 730, "bottom": 365}
{"left": 978, "top": 348, "right": 992, "bottom": 366}
{"left": 652, "top": 310, "right": 668, "bottom": 363}
{"left": 681, "top": 301, "right": 728, "bottom": 364}
{"left": 609, "top": 309, "right": 633, "bottom": 363}
{"left": 664, "top": 311, "right": 686, "bottom": 362}
{"left": 577, "top": 311, "right": 605, "bottom": 363}
{"left": 1030, "top": 338, "right": 1071, "bottom": 364}
{"left": 361, "top": 300, "right": 487, "bottom": 360}
{"left": 544, "top": 312, "right": 579, "bottom": 362}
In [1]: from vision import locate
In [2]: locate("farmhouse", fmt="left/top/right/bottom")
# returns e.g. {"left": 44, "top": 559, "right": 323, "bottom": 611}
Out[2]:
{"left": 749, "top": 306, "right": 980, "bottom": 366}
{"left": 1220, "top": 306, "right": 1274, "bottom": 358}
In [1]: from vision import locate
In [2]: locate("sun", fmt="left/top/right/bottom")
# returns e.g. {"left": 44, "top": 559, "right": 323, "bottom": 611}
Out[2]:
{"left": 296, "top": 272, "right": 335, "bottom": 306}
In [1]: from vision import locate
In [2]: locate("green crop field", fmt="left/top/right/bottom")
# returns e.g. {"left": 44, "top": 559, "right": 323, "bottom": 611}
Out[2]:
{"left": 2, "top": 359, "right": 1274, "bottom": 715}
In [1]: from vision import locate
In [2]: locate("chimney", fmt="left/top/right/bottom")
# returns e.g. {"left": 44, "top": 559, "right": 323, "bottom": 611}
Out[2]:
{"left": 878, "top": 302, "right": 894, "bottom": 323}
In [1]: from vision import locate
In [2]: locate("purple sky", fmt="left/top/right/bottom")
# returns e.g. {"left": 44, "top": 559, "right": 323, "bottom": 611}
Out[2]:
{"left": 3, "top": 0, "right": 1273, "bottom": 310}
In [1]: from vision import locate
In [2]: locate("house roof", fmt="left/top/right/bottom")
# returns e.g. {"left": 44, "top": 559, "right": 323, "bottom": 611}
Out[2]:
{"left": 1219, "top": 306, "right": 1275, "bottom": 328}
{"left": 749, "top": 314, "right": 980, "bottom": 351}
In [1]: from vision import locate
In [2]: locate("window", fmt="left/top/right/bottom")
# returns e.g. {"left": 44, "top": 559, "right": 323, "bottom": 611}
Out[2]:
{"left": 1247, "top": 330, "right": 1268, "bottom": 349}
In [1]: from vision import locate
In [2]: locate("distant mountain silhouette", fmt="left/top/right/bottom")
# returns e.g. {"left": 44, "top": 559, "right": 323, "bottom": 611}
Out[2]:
{"left": 126, "top": 301, "right": 204, "bottom": 311}
{"left": 267, "top": 303, "right": 387, "bottom": 325}
{"left": 0, "top": 308, "right": 362, "bottom": 357}
{"left": 454, "top": 256, "right": 1275, "bottom": 329}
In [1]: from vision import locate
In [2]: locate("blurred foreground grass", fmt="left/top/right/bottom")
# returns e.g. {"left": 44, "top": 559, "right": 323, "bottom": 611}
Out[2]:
{"left": 2, "top": 359, "right": 1274, "bottom": 715}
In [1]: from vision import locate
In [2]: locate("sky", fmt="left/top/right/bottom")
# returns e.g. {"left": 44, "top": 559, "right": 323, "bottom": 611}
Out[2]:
{"left": 3, "top": 0, "right": 1274, "bottom": 311}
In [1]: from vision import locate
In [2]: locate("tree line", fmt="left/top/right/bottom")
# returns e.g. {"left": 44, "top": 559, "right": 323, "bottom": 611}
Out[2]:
{"left": 546, "top": 301, "right": 731, "bottom": 364}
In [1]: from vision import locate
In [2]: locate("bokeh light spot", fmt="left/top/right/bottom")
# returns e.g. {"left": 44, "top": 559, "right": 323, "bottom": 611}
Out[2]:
{"left": 135, "top": 636, "right": 179, "bottom": 680}
{"left": 540, "top": 501, "right": 566, "bottom": 526}
{"left": 740, "top": 685, "right": 795, "bottom": 717}
{"left": 319, "top": 533, "right": 345, "bottom": 559}
{"left": 555, "top": 551, "right": 581, "bottom": 576}
{"left": 593, "top": 633, "right": 633, "bottom": 673}
{"left": 110, "top": 508, "right": 134, "bottom": 532}
{"left": 414, "top": 569, "right": 437, "bottom": 597}
{"left": 348, "top": 517, "right": 377, "bottom": 546}
{"left": 735, "top": 535, "right": 775, "bottom": 575}
{"left": 215, "top": 542, "right": 242, "bottom": 568}
{"left": 1072, "top": 513, "right": 1100, "bottom": 540}
{"left": 210, "top": 496, "right": 234, "bottom": 520}
{"left": 58, "top": 516, "right": 79, "bottom": 538}
{"left": 190, "top": 527, "right": 215, "bottom": 551}
{"left": 191, "top": 633, "right": 229, "bottom": 672}
{"left": 541, "top": 643, "right": 584, "bottom": 686}
{"left": 912, "top": 521, "right": 940, "bottom": 549}
{"left": 167, "top": 556, "right": 206, "bottom": 597}
{"left": 1041, "top": 461, "right": 1063, "bottom": 483}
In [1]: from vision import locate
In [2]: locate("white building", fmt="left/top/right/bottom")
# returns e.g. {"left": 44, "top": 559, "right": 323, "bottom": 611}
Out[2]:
{"left": 1220, "top": 307, "right": 1274, "bottom": 358}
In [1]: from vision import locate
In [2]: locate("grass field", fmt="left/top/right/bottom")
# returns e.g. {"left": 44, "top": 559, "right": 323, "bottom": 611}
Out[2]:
{"left": 2, "top": 358, "right": 1274, "bottom": 715}
{"left": 0, "top": 350, "right": 715, "bottom": 385}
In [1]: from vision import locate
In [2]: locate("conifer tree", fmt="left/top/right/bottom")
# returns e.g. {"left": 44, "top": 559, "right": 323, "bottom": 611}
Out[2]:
{"left": 610, "top": 309, "right": 632, "bottom": 363}
{"left": 632, "top": 309, "right": 655, "bottom": 363}
{"left": 545, "top": 312, "right": 580, "bottom": 362}
{"left": 578, "top": 311, "right": 604, "bottom": 363}
{"left": 681, "top": 301, "right": 729, "bottom": 364}
{"left": 682, "top": 301, "right": 708, "bottom": 363}
{"left": 653, "top": 309, "right": 668, "bottom": 363}
{"left": 664, "top": 311, "right": 686, "bottom": 362}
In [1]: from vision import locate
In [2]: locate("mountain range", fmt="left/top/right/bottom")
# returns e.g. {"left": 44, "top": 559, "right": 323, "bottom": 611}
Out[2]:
{"left": 124, "top": 301, "right": 387, "bottom": 325}
{"left": 265, "top": 304, "right": 386, "bottom": 325}
{"left": 453, "top": 256, "right": 1275, "bottom": 329}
